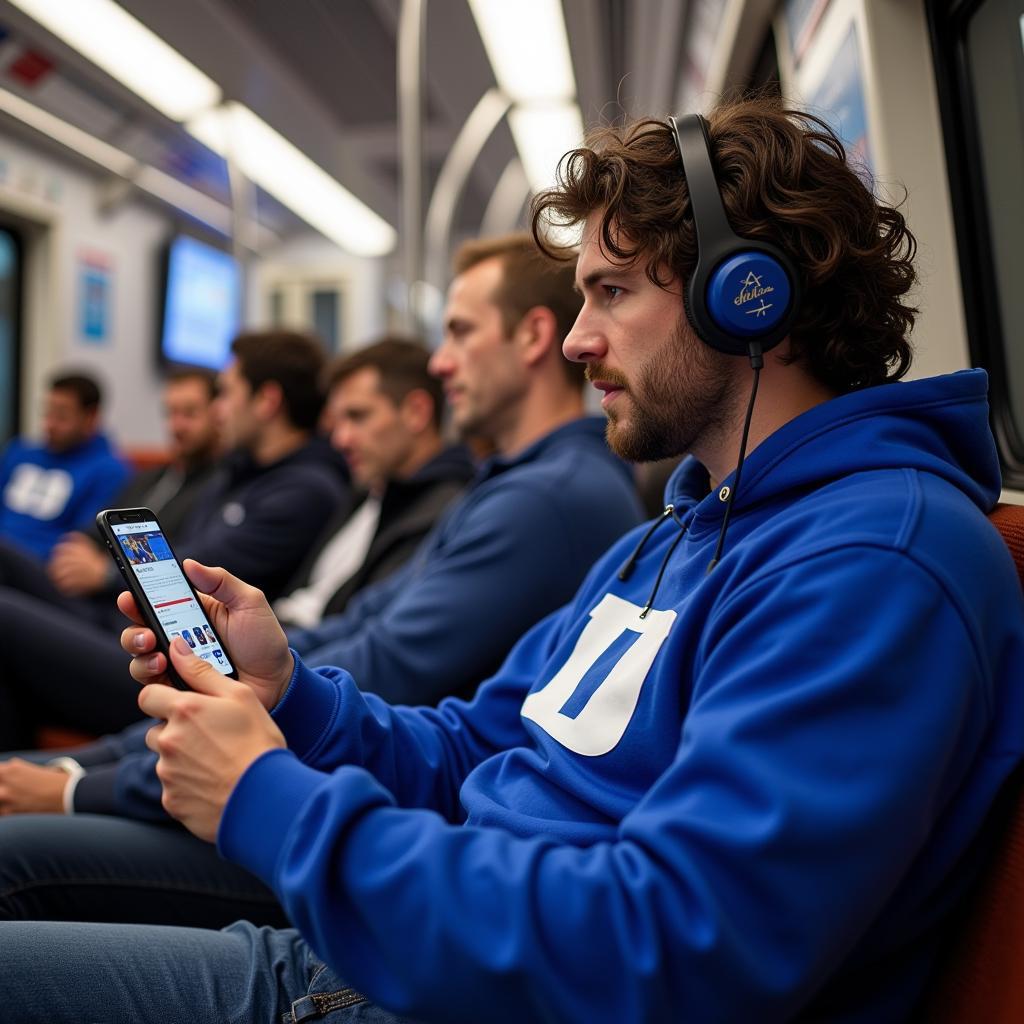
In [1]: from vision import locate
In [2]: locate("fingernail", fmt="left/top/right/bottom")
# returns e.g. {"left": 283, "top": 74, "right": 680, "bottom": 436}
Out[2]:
{"left": 173, "top": 637, "right": 195, "bottom": 657}
{"left": 146, "top": 655, "right": 160, "bottom": 671}
{"left": 134, "top": 634, "right": 147, "bottom": 650}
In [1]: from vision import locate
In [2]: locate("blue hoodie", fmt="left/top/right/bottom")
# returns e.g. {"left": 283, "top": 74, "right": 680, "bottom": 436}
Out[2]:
{"left": 72, "top": 416, "right": 643, "bottom": 819}
{"left": 219, "top": 370, "right": 1024, "bottom": 1023}
{"left": 0, "top": 433, "right": 131, "bottom": 560}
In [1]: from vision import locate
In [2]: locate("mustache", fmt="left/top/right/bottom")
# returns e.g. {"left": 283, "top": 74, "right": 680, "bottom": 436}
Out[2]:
{"left": 585, "top": 364, "right": 630, "bottom": 390}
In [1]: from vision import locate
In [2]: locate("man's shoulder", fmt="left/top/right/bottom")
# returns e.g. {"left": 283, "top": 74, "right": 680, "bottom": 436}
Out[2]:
{"left": 749, "top": 466, "right": 1011, "bottom": 596}
{"left": 249, "top": 446, "right": 346, "bottom": 499}
{"left": 1, "top": 436, "right": 43, "bottom": 463}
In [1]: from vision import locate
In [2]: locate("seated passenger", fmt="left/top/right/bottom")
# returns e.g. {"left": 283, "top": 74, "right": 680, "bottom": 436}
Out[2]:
{"left": 0, "top": 371, "right": 131, "bottom": 560}
{"left": 275, "top": 336, "right": 474, "bottom": 630}
{"left": 0, "top": 233, "right": 642, "bottom": 931}
{"left": 3, "top": 96, "right": 1021, "bottom": 1024}
{"left": 0, "top": 367, "right": 221, "bottom": 622}
{"left": 0, "top": 330, "right": 346, "bottom": 749}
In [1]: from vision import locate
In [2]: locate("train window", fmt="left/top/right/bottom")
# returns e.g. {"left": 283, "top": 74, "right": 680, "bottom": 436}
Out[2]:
{"left": 930, "top": 0, "right": 1024, "bottom": 486}
{"left": 311, "top": 288, "right": 341, "bottom": 351}
{"left": 0, "top": 226, "right": 22, "bottom": 445}
{"left": 270, "top": 288, "right": 284, "bottom": 326}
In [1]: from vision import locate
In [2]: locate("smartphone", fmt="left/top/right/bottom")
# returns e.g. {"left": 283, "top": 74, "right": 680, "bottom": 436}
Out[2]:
{"left": 95, "top": 507, "right": 237, "bottom": 687}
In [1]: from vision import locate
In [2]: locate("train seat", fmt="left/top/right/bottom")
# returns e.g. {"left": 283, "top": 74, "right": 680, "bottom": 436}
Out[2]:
{"left": 925, "top": 501, "right": 1024, "bottom": 1022}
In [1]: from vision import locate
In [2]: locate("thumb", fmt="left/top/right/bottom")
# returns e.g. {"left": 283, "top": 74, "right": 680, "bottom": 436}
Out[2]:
{"left": 168, "top": 636, "right": 233, "bottom": 696}
{"left": 182, "top": 560, "right": 265, "bottom": 611}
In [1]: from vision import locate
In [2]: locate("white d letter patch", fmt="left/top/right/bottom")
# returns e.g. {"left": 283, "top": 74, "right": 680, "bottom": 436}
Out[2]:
{"left": 521, "top": 593, "right": 676, "bottom": 757}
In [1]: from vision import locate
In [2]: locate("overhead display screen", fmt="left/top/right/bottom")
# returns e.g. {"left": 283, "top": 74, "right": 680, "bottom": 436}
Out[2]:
{"left": 160, "top": 235, "right": 241, "bottom": 370}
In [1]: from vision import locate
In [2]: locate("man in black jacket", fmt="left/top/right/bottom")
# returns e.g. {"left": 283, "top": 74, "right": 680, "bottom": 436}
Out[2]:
{"left": 278, "top": 337, "right": 473, "bottom": 622}
{"left": 276, "top": 337, "right": 473, "bottom": 628}
{"left": 0, "top": 331, "right": 346, "bottom": 750}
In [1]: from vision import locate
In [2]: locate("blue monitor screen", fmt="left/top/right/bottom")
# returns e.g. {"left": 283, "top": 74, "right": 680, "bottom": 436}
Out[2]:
{"left": 161, "top": 236, "right": 241, "bottom": 370}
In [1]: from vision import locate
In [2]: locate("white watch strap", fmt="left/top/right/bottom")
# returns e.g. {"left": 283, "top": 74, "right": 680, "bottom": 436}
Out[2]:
{"left": 45, "top": 756, "right": 85, "bottom": 815}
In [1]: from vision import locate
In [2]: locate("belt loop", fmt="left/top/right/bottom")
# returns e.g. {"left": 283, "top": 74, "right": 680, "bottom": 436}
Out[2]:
{"left": 285, "top": 988, "right": 369, "bottom": 1022}
{"left": 286, "top": 994, "right": 319, "bottom": 1022}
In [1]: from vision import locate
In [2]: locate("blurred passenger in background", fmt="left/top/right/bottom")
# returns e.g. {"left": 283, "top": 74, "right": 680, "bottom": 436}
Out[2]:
{"left": 49, "top": 367, "right": 222, "bottom": 597}
{"left": 0, "top": 330, "right": 345, "bottom": 751}
{"left": 0, "top": 232, "right": 642, "bottom": 932}
{"left": 0, "top": 372, "right": 130, "bottom": 560}
{"left": 275, "top": 336, "right": 474, "bottom": 629}
{"left": 179, "top": 330, "right": 346, "bottom": 599}
{"left": 0, "top": 368, "right": 221, "bottom": 620}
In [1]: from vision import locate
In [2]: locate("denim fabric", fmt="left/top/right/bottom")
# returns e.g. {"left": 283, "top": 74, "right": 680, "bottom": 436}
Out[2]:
{"left": 0, "top": 920, "right": 419, "bottom": 1023}
{"left": 0, "top": 813, "right": 287, "bottom": 928}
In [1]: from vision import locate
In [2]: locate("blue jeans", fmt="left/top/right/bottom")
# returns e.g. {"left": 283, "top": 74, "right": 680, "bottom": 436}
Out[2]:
{"left": 0, "top": 814, "right": 287, "bottom": 928}
{"left": 0, "top": 919, "right": 419, "bottom": 1023}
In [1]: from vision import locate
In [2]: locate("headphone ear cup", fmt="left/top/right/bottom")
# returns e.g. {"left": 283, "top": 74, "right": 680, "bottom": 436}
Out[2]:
{"left": 682, "top": 276, "right": 703, "bottom": 342}
{"left": 687, "top": 247, "right": 798, "bottom": 356}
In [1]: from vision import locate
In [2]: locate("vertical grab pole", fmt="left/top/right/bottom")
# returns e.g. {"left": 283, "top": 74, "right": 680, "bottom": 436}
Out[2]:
{"left": 398, "top": 0, "right": 427, "bottom": 332}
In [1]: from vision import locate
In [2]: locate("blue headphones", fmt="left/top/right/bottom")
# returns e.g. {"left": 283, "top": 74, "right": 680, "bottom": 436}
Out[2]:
{"left": 668, "top": 114, "right": 799, "bottom": 357}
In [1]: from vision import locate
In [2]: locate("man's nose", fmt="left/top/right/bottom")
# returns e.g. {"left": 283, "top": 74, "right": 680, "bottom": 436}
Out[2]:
{"left": 562, "top": 310, "right": 606, "bottom": 364}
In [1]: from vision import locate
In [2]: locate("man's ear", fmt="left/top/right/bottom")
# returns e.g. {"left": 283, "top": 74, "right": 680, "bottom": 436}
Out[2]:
{"left": 253, "top": 380, "right": 285, "bottom": 422}
{"left": 514, "top": 306, "right": 559, "bottom": 369}
{"left": 398, "top": 388, "right": 435, "bottom": 434}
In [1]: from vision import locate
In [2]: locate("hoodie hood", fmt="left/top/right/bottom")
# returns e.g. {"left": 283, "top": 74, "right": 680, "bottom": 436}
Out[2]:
{"left": 665, "top": 370, "right": 999, "bottom": 523}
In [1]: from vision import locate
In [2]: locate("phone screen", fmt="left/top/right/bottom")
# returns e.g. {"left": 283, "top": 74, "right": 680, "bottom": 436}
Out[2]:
{"left": 111, "top": 518, "right": 235, "bottom": 676}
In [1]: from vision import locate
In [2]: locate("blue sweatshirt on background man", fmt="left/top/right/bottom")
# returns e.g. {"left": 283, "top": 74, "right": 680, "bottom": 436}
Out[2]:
{"left": 218, "top": 370, "right": 1024, "bottom": 1023}
{"left": 0, "top": 434, "right": 131, "bottom": 559}
{"left": 71, "top": 416, "right": 643, "bottom": 818}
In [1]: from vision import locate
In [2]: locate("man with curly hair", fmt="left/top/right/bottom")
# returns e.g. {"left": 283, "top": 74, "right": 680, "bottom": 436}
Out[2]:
{"left": 3, "top": 97, "right": 1023, "bottom": 1024}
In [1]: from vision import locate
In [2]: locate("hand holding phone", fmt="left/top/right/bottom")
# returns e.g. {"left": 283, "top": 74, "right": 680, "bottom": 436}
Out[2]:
{"left": 97, "top": 508, "right": 238, "bottom": 688}
{"left": 115, "top": 555, "right": 295, "bottom": 711}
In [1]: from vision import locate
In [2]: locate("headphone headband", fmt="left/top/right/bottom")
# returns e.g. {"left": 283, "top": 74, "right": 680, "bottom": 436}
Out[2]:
{"left": 668, "top": 113, "right": 799, "bottom": 357}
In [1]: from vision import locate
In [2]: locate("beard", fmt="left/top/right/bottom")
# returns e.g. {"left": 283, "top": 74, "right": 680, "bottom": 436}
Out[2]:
{"left": 592, "top": 317, "right": 738, "bottom": 463}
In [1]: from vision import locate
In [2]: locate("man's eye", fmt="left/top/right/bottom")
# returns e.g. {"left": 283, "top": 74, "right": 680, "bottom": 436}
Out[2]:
{"left": 605, "top": 285, "right": 622, "bottom": 300}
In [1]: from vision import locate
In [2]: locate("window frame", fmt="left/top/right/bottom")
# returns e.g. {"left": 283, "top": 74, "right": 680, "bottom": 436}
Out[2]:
{"left": 927, "top": 0, "right": 1024, "bottom": 488}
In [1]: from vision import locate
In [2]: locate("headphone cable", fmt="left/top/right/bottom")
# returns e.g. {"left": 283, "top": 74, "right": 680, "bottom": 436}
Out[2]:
{"left": 707, "top": 342, "right": 763, "bottom": 572}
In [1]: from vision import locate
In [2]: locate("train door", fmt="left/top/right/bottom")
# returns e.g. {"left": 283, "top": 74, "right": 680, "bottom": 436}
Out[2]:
{"left": 0, "top": 225, "right": 22, "bottom": 446}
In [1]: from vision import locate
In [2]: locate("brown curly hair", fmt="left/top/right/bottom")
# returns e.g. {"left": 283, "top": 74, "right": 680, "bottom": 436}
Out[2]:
{"left": 531, "top": 96, "right": 917, "bottom": 393}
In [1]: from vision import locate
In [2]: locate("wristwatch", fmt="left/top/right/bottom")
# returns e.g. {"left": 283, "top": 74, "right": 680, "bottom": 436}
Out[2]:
{"left": 45, "top": 756, "right": 85, "bottom": 815}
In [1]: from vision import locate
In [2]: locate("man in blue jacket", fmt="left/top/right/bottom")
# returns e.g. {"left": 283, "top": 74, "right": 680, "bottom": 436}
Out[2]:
{"left": 0, "top": 234, "right": 641, "bottom": 929}
{"left": 4, "top": 99, "right": 1022, "bottom": 1021}
{"left": 0, "top": 371, "right": 131, "bottom": 559}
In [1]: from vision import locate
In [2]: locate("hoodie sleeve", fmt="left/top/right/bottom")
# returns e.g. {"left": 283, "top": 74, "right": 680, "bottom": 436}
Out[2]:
{"left": 283, "top": 478, "right": 620, "bottom": 706}
{"left": 68, "top": 455, "right": 133, "bottom": 532}
{"left": 71, "top": 721, "right": 169, "bottom": 819}
{"left": 267, "top": 606, "right": 569, "bottom": 817}
{"left": 217, "top": 545, "right": 1009, "bottom": 1024}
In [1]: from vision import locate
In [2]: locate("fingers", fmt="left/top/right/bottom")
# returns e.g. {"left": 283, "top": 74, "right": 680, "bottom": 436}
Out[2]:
{"left": 183, "top": 561, "right": 267, "bottom": 612}
{"left": 129, "top": 651, "right": 169, "bottom": 687}
{"left": 121, "top": 625, "right": 156, "bottom": 656}
{"left": 116, "top": 591, "right": 145, "bottom": 625}
{"left": 166, "top": 636, "right": 234, "bottom": 697}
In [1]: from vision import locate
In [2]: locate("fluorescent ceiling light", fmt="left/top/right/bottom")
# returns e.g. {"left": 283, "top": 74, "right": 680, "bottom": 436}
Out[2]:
{"left": 468, "top": 0, "right": 575, "bottom": 102}
{"left": 188, "top": 103, "right": 396, "bottom": 258}
{"left": 0, "top": 86, "right": 276, "bottom": 241}
{"left": 7, "top": 0, "right": 221, "bottom": 121}
{"left": 0, "top": 85, "right": 135, "bottom": 176}
{"left": 508, "top": 103, "right": 584, "bottom": 193}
